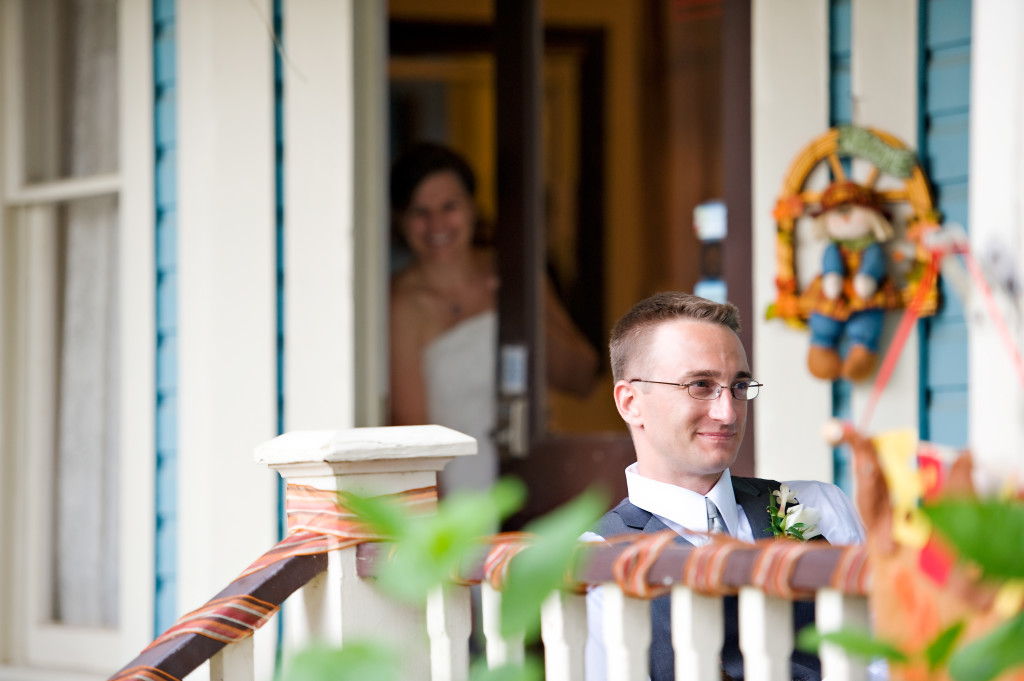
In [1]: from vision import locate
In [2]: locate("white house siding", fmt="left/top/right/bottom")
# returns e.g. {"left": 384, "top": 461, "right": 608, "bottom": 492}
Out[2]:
{"left": 176, "top": 0, "right": 280, "bottom": 678}
{"left": 846, "top": 1, "right": 921, "bottom": 436}
{"left": 752, "top": 2, "right": 834, "bottom": 482}
{"left": 968, "top": 0, "right": 1024, "bottom": 478}
{"left": 753, "top": 1, "right": 921, "bottom": 481}
{"left": 117, "top": 0, "right": 158, "bottom": 664}
{"left": 283, "top": 0, "right": 389, "bottom": 433}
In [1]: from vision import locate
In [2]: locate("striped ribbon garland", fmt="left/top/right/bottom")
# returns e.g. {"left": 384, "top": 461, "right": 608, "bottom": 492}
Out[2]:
{"left": 751, "top": 539, "right": 819, "bottom": 601}
{"left": 237, "top": 483, "right": 437, "bottom": 579}
{"left": 142, "top": 594, "right": 278, "bottom": 649}
{"left": 609, "top": 530, "right": 679, "bottom": 599}
{"left": 831, "top": 544, "right": 871, "bottom": 595}
{"left": 110, "top": 483, "right": 437, "bottom": 681}
{"left": 482, "top": 532, "right": 533, "bottom": 590}
{"left": 682, "top": 536, "right": 754, "bottom": 597}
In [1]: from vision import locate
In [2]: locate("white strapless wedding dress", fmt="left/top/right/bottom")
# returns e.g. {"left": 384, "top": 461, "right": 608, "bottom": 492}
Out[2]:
{"left": 424, "top": 310, "right": 498, "bottom": 493}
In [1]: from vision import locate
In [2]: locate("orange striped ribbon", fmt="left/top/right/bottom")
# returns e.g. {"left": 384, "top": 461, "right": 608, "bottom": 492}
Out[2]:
{"left": 682, "top": 536, "right": 752, "bottom": 596}
{"left": 830, "top": 544, "right": 871, "bottom": 596}
{"left": 482, "top": 532, "right": 533, "bottom": 590}
{"left": 238, "top": 483, "right": 437, "bottom": 578}
{"left": 609, "top": 530, "right": 679, "bottom": 599}
{"left": 751, "top": 539, "right": 819, "bottom": 601}
{"left": 130, "top": 483, "right": 436, "bottom": 662}
{"left": 143, "top": 594, "right": 277, "bottom": 651}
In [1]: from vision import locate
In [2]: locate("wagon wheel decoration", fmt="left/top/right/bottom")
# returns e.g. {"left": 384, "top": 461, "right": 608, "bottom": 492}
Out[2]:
{"left": 766, "top": 125, "right": 941, "bottom": 331}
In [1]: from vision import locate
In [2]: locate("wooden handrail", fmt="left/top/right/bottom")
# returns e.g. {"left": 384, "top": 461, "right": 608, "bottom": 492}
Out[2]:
{"left": 356, "top": 539, "right": 869, "bottom": 597}
{"left": 110, "top": 553, "right": 326, "bottom": 680}
{"left": 111, "top": 538, "right": 867, "bottom": 681}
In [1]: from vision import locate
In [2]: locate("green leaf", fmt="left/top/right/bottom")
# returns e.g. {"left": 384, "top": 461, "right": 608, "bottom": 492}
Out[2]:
{"left": 499, "top": 487, "right": 608, "bottom": 640}
{"left": 925, "top": 620, "right": 965, "bottom": 671}
{"left": 767, "top": 495, "right": 785, "bottom": 535}
{"left": 371, "top": 478, "right": 527, "bottom": 604}
{"left": 920, "top": 498, "right": 1024, "bottom": 579}
{"left": 948, "top": 610, "right": 1024, "bottom": 681}
{"left": 281, "top": 641, "right": 402, "bottom": 681}
{"left": 796, "top": 626, "right": 910, "bottom": 662}
{"left": 786, "top": 523, "right": 810, "bottom": 540}
{"left": 338, "top": 490, "right": 409, "bottom": 540}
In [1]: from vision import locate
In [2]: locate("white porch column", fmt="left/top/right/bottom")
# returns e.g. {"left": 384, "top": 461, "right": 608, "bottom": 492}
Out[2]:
{"left": 849, "top": 0, "right": 920, "bottom": 435}
{"left": 752, "top": 2, "right": 833, "bottom": 481}
{"left": 968, "top": 0, "right": 1024, "bottom": 477}
{"left": 283, "top": 0, "right": 389, "bottom": 432}
{"left": 257, "top": 425, "right": 477, "bottom": 681}
{"left": 177, "top": 1, "right": 278, "bottom": 678}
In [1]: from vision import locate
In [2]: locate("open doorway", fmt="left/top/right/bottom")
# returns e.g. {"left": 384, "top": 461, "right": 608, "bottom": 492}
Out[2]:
{"left": 385, "top": 0, "right": 751, "bottom": 522}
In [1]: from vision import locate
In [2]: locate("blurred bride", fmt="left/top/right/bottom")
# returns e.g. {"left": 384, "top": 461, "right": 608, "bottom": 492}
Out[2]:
{"left": 389, "top": 142, "right": 599, "bottom": 494}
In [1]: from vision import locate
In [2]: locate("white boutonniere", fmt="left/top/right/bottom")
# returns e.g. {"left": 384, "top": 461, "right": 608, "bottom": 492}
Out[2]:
{"left": 768, "top": 484, "right": 822, "bottom": 540}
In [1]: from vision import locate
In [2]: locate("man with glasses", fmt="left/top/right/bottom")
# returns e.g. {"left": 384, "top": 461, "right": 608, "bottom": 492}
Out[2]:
{"left": 585, "top": 292, "right": 865, "bottom": 681}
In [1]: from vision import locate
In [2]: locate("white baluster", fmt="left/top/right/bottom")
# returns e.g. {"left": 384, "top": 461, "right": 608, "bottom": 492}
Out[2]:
{"left": 672, "top": 586, "right": 723, "bottom": 680}
{"left": 427, "top": 582, "right": 473, "bottom": 681}
{"left": 482, "top": 582, "right": 525, "bottom": 667}
{"left": 816, "top": 588, "right": 871, "bottom": 681}
{"left": 210, "top": 636, "right": 254, "bottom": 681}
{"left": 602, "top": 585, "right": 651, "bottom": 681}
{"left": 541, "top": 589, "right": 588, "bottom": 681}
{"left": 739, "top": 586, "right": 792, "bottom": 681}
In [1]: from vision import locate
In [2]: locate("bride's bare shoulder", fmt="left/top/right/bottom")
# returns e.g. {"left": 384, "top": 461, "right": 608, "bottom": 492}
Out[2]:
{"left": 390, "top": 268, "right": 444, "bottom": 340}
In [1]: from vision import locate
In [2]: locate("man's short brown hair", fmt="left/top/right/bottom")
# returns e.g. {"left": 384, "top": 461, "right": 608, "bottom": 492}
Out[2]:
{"left": 608, "top": 292, "right": 742, "bottom": 382}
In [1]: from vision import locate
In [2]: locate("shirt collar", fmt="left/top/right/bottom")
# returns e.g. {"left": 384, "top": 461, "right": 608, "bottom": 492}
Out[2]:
{"left": 625, "top": 463, "right": 738, "bottom": 536}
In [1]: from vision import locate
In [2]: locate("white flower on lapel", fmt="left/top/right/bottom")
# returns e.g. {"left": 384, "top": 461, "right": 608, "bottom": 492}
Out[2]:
{"left": 768, "top": 486, "right": 822, "bottom": 540}
{"left": 773, "top": 484, "right": 798, "bottom": 515}
{"left": 783, "top": 504, "right": 822, "bottom": 540}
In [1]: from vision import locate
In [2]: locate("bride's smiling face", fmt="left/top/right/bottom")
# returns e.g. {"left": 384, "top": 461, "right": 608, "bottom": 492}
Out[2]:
{"left": 400, "top": 170, "right": 477, "bottom": 264}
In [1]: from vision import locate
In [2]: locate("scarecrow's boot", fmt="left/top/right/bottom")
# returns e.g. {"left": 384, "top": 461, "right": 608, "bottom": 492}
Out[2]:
{"left": 808, "top": 345, "right": 842, "bottom": 380}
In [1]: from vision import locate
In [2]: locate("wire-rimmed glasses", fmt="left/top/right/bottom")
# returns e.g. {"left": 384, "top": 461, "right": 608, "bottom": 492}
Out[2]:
{"left": 629, "top": 378, "right": 763, "bottom": 401}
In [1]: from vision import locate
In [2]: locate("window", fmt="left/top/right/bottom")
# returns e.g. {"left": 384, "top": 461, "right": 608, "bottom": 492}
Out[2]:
{"left": 0, "top": 0, "right": 153, "bottom": 672}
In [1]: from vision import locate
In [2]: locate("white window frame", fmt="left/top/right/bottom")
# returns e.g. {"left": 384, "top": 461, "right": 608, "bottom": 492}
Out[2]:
{"left": 0, "top": 0, "right": 154, "bottom": 675}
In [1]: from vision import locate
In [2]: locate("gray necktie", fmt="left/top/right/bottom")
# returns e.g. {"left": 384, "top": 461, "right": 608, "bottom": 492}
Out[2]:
{"left": 706, "top": 497, "right": 728, "bottom": 535}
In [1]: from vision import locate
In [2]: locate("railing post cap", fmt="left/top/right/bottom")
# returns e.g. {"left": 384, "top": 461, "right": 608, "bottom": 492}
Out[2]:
{"left": 254, "top": 425, "right": 477, "bottom": 468}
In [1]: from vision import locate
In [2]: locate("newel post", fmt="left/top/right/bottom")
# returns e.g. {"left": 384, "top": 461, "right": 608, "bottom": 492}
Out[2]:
{"left": 255, "top": 425, "right": 477, "bottom": 681}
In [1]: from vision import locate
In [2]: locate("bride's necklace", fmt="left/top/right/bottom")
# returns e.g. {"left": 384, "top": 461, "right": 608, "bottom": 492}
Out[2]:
{"left": 426, "top": 278, "right": 472, "bottom": 318}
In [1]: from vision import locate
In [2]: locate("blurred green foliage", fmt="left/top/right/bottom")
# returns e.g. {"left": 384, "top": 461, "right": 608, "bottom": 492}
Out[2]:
{"left": 920, "top": 499, "right": 1024, "bottom": 580}
{"left": 282, "top": 641, "right": 402, "bottom": 681}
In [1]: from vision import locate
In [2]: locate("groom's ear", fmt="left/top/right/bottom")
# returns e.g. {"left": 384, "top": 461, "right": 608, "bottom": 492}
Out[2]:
{"left": 613, "top": 380, "right": 643, "bottom": 428}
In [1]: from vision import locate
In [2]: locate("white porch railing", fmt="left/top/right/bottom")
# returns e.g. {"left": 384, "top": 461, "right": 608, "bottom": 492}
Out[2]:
{"left": 109, "top": 426, "right": 872, "bottom": 681}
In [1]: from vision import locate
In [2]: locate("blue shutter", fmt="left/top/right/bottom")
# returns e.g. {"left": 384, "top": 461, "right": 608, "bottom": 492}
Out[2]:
{"left": 829, "top": 0, "right": 854, "bottom": 493}
{"left": 153, "top": 0, "right": 179, "bottom": 636}
{"left": 918, "top": 0, "right": 971, "bottom": 448}
{"left": 273, "top": 0, "right": 286, "bottom": 532}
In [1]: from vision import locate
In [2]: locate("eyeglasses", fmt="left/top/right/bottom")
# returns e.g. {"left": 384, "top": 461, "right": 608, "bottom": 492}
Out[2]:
{"left": 629, "top": 378, "right": 763, "bottom": 401}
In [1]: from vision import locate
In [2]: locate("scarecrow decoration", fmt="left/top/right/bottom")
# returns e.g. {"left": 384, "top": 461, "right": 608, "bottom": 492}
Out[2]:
{"left": 767, "top": 125, "right": 940, "bottom": 382}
